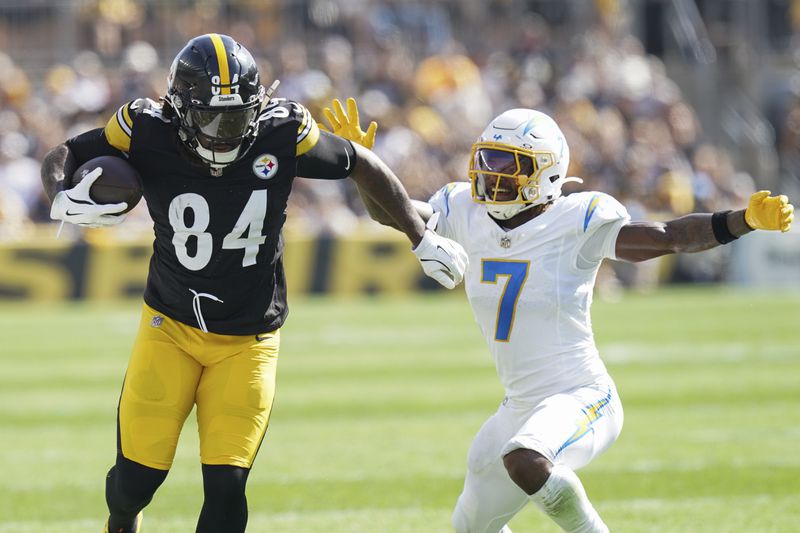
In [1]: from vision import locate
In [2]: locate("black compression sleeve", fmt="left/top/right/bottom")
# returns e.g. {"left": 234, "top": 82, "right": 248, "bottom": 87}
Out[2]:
{"left": 65, "top": 128, "right": 126, "bottom": 164}
{"left": 296, "top": 129, "right": 357, "bottom": 180}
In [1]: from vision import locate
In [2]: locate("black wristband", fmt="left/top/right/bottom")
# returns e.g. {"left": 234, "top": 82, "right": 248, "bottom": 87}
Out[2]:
{"left": 711, "top": 210, "right": 738, "bottom": 244}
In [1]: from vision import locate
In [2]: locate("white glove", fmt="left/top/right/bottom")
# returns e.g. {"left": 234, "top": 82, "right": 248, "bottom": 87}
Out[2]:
{"left": 412, "top": 213, "right": 468, "bottom": 289}
{"left": 50, "top": 167, "right": 129, "bottom": 228}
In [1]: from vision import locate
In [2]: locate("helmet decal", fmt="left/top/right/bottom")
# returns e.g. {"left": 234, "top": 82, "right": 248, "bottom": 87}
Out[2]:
{"left": 208, "top": 33, "right": 233, "bottom": 95}
{"left": 522, "top": 118, "right": 538, "bottom": 136}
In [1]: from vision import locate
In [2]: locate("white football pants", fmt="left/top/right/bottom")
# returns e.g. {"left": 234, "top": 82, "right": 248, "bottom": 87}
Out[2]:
{"left": 452, "top": 378, "right": 623, "bottom": 533}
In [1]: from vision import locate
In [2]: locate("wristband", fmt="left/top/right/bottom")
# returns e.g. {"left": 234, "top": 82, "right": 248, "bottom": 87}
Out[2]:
{"left": 711, "top": 210, "right": 738, "bottom": 244}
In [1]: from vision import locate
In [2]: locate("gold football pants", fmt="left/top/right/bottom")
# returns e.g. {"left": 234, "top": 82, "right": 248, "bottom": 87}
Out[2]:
{"left": 118, "top": 304, "right": 279, "bottom": 470}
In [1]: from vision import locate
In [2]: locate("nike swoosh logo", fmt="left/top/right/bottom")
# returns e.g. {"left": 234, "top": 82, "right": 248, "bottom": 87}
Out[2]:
{"left": 419, "top": 246, "right": 456, "bottom": 281}
{"left": 255, "top": 333, "right": 273, "bottom": 342}
{"left": 344, "top": 144, "right": 351, "bottom": 171}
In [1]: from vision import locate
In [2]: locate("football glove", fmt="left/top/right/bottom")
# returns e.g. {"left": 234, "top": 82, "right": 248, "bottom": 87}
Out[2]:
{"left": 320, "top": 97, "right": 377, "bottom": 149}
{"left": 412, "top": 213, "right": 468, "bottom": 289}
{"left": 50, "top": 167, "right": 129, "bottom": 228}
{"left": 744, "top": 190, "right": 794, "bottom": 232}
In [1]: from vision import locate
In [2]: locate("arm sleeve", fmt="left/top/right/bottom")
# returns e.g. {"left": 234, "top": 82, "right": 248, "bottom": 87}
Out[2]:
{"left": 296, "top": 129, "right": 357, "bottom": 180}
{"left": 64, "top": 128, "right": 126, "bottom": 165}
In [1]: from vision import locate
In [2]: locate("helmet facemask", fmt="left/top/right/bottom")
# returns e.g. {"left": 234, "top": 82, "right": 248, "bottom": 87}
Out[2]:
{"left": 170, "top": 89, "right": 265, "bottom": 168}
{"left": 469, "top": 142, "right": 556, "bottom": 220}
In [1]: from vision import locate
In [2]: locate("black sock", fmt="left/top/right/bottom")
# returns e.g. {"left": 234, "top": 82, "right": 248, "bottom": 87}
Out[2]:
{"left": 196, "top": 464, "right": 250, "bottom": 533}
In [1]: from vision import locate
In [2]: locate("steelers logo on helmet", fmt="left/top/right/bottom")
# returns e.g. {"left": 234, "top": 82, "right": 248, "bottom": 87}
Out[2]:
{"left": 252, "top": 153, "right": 279, "bottom": 179}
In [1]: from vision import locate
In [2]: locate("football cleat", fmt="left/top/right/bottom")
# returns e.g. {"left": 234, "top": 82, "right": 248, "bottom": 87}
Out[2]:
{"left": 103, "top": 512, "right": 142, "bottom": 533}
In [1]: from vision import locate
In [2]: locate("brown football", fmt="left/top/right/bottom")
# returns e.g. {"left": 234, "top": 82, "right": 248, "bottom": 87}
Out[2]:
{"left": 70, "top": 156, "right": 143, "bottom": 213}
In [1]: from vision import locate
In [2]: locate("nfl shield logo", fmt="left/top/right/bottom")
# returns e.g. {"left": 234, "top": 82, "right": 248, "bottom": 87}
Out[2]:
{"left": 151, "top": 315, "right": 164, "bottom": 328}
{"left": 252, "top": 153, "right": 279, "bottom": 179}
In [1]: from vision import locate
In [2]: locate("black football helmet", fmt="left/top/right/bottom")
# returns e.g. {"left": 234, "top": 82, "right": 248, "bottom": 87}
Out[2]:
{"left": 164, "top": 33, "right": 266, "bottom": 170}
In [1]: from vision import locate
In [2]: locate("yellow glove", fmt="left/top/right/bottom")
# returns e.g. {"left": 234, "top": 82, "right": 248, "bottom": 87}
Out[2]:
{"left": 744, "top": 190, "right": 794, "bottom": 232}
{"left": 320, "top": 97, "right": 377, "bottom": 149}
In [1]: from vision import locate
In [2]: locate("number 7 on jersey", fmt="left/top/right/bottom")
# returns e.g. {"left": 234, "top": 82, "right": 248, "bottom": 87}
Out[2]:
{"left": 481, "top": 259, "right": 530, "bottom": 342}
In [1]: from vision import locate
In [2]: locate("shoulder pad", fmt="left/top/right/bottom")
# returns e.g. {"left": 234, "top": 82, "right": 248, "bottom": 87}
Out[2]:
{"left": 130, "top": 98, "right": 168, "bottom": 121}
{"left": 257, "top": 98, "right": 320, "bottom": 156}
{"left": 578, "top": 192, "right": 629, "bottom": 233}
{"left": 103, "top": 98, "right": 167, "bottom": 152}
{"left": 429, "top": 182, "right": 470, "bottom": 218}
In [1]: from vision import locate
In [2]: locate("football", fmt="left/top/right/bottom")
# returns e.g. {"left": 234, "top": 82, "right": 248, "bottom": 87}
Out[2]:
{"left": 70, "top": 156, "right": 143, "bottom": 213}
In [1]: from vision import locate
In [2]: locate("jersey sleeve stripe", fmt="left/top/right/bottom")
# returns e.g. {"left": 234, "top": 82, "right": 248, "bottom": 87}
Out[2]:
{"left": 296, "top": 106, "right": 311, "bottom": 138}
{"left": 443, "top": 182, "right": 458, "bottom": 216}
{"left": 583, "top": 195, "right": 601, "bottom": 232}
{"left": 295, "top": 108, "right": 320, "bottom": 156}
{"left": 118, "top": 104, "right": 133, "bottom": 135}
{"left": 104, "top": 102, "right": 133, "bottom": 152}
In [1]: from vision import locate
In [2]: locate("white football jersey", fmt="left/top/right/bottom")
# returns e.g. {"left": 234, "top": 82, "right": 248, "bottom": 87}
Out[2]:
{"left": 429, "top": 182, "right": 630, "bottom": 401}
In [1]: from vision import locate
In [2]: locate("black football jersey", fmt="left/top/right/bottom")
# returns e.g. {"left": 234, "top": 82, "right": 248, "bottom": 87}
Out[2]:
{"left": 65, "top": 97, "right": 356, "bottom": 335}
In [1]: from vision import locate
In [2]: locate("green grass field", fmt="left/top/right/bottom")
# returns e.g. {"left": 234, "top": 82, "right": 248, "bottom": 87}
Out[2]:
{"left": 1, "top": 287, "right": 799, "bottom": 532}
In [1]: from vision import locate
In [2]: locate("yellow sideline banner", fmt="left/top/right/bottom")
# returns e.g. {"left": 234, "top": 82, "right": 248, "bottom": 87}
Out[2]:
{"left": 0, "top": 227, "right": 439, "bottom": 301}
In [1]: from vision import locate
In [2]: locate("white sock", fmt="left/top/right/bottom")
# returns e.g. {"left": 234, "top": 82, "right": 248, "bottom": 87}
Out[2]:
{"left": 529, "top": 464, "right": 609, "bottom": 533}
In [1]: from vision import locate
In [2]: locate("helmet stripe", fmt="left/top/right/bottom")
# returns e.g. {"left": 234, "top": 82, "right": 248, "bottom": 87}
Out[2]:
{"left": 209, "top": 33, "right": 231, "bottom": 94}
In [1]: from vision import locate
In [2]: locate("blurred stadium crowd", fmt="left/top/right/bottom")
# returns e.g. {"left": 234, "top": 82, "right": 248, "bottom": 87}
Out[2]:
{"left": 0, "top": 0, "right": 798, "bottom": 285}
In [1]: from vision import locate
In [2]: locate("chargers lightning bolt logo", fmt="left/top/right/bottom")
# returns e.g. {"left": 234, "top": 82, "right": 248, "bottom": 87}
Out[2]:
{"left": 523, "top": 118, "right": 538, "bottom": 136}
{"left": 556, "top": 389, "right": 612, "bottom": 456}
{"left": 583, "top": 195, "right": 601, "bottom": 232}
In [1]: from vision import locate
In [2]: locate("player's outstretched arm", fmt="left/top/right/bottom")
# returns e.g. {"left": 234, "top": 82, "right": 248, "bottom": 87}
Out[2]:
{"left": 348, "top": 142, "right": 467, "bottom": 288}
{"left": 347, "top": 143, "right": 426, "bottom": 243}
{"left": 320, "top": 98, "right": 434, "bottom": 226}
{"left": 321, "top": 97, "right": 467, "bottom": 288}
{"left": 615, "top": 191, "right": 794, "bottom": 263}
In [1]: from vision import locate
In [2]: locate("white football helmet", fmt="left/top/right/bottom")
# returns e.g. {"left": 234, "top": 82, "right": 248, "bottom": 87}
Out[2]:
{"left": 469, "top": 108, "right": 582, "bottom": 220}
